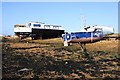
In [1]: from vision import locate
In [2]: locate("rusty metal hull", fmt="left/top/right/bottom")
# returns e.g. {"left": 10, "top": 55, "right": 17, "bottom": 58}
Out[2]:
{"left": 69, "top": 37, "right": 103, "bottom": 43}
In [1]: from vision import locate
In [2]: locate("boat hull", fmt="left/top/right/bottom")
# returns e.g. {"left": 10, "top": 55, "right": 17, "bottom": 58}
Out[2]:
{"left": 69, "top": 37, "right": 103, "bottom": 43}
{"left": 62, "top": 29, "right": 103, "bottom": 46}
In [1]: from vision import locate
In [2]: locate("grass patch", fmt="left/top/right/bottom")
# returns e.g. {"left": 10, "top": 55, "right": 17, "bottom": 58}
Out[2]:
{"left": 53, "top": 45, "right": 81, "bottom": 53}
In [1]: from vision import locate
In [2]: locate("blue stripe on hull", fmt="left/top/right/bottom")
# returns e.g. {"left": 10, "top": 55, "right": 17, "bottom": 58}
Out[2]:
{"left": 62, "top": 31, "right": 103, "bottom": 42}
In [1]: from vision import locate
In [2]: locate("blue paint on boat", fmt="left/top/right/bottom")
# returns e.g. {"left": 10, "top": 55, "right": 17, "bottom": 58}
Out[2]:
{"left": 62, "top": 28, "right": 103, "bottom": 42}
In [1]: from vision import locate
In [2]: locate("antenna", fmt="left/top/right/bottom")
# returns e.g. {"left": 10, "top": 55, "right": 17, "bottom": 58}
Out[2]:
{"left": 80, "top": 14, "right": 86, "bottom": 27}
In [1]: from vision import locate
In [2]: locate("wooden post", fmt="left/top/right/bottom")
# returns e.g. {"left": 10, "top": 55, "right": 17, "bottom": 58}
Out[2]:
{"left": 40, "top": 34, "right": 42, "bottom": 39}
{"left": 64, "top": 41, "right": 68, "bottom": 46}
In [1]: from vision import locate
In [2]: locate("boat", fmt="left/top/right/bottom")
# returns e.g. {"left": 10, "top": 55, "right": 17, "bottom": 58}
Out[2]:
{"left": 62, "top": 25, "right": 114, "bottom": 46}
{"left": 14, "top": 22, "right": 64, "bottom": 39}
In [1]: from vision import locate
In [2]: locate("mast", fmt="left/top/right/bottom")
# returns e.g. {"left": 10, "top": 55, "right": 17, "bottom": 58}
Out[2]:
{"left": 80, "top": 14, "right": 86, "bottom": 27}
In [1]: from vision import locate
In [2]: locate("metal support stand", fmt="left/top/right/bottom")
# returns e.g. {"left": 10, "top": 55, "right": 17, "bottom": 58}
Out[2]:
{"left": 79, "top": 42, "right": 89, "bottom": 58}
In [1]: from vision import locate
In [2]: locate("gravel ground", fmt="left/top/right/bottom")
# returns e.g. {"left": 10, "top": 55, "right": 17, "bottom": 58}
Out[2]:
{"left": 2, "top": 37, "right": 120, "bottom": 79}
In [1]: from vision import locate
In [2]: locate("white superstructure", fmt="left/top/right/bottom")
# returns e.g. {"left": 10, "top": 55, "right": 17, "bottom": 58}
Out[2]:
{"left": 14, "top": 22, "right": 65, "bottom": 39}
{"left": 14, "top": 22, "right": 63, "bottom": 33}
{"left": 80, "top": 25, "right": 114, "bottom": 35}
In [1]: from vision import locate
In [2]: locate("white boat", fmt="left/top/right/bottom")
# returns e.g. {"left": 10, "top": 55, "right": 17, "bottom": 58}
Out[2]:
{"left": 62, "top": 25, "right": 114, "bottom": 46}
{"left": 14, "top": 22, "right": 64, "bottom": 39}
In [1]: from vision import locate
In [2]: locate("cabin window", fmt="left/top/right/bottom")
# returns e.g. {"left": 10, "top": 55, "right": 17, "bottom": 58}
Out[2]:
{"left": 14, "top": 25, "right": 25, "bottom": 27}
{"left": 14, "top": 25, "right": 17, "bottom": 27}
{"left": 20, "top": 26, "right": 25, "bottom": 27}
{"left": 53, "top": 26, "right": 59, "bottom": 29}
{"left": 28, "top": 23, "right": 31, "bottom": 27}
{"left": 44, "top": 25, "right": 50, "bottom": 29}
{"left": 33, "top": 24, "right": 41, "bottom": 27}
